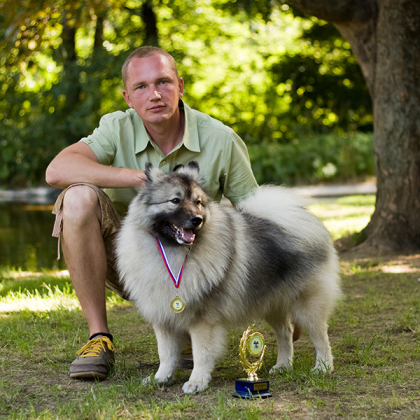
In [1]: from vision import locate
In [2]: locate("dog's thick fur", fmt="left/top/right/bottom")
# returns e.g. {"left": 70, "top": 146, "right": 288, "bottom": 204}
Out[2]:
{"left": 116, "top": 162, "right": 341, "bottom": 394}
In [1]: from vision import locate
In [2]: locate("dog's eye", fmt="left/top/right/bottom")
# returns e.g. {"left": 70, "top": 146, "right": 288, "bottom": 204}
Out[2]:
{"left": 195, "top": 199, "right": 202, "bottom": 205}
{"left": 170, "top": 198, "right": 181, "bottom": 204}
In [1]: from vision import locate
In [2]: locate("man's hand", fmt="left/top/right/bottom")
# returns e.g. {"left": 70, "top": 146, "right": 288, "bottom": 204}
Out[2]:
{"left": 45, "top": 142, "right": 146, "bottom": 189}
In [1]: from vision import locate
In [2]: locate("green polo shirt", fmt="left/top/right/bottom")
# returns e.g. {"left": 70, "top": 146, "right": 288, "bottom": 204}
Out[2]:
{"left": 80, "top": 101, "right": 258, "bottom": 215}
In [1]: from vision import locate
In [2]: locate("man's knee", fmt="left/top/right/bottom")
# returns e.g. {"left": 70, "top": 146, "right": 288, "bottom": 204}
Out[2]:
{"left": 62, "top": 185, "right": 101, "bottom": 224}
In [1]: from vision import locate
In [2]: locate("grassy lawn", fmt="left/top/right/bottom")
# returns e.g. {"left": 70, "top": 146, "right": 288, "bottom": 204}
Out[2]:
{"left": 309, "top": 195, "right": 376, "bottom": 240}
{"left": 1, "top": 195, "right": 419, "bottom": 419}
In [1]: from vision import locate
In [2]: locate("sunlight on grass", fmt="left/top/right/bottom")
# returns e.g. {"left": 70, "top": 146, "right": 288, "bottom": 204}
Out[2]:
{"left": 0, "top": 283, "right": 79, "bottom": 313}
{"left": 0, "top": 270, "right": 129, "bottom": 313}
{"left": 309, "top": 195, "right": 375, "bottom": 239}
{"left": 0, "top": 286, "right": 127, "bottom": 313}
{"left": 4, "top": 269, "right": 69, "bottom": 278}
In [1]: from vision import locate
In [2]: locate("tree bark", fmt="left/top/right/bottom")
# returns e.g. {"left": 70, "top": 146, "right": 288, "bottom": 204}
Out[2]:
{"left": 93, "top": 14, "right": 104, "bottom": 56}
{"left": 364, "top": 0, "right": 420, "bottom": 250}
{"left": 289, "top": 0, "right": 420, "bottom": 251}
{"left": 61, "top": 11, "right": 81, "bottom": 113}
{"left": 141, "top": 0, "right": 159, "bottom": 46}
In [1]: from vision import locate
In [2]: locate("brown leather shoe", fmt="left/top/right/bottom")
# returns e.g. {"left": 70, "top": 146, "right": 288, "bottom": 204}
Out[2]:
{"left": 69, "top": 336, "right": 115, "bottom": 379}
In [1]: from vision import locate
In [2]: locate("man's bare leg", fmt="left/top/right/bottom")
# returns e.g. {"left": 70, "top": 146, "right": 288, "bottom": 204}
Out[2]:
{"left": 61, "top": 185, "right": 115, "bottom": 379}
{"left": 62, "top": 185, "right": 110, "bottom": 336}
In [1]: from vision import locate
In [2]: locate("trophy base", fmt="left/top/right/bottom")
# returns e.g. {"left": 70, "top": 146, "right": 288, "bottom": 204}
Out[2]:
{"left": 232, "top": 378, "right": 272, "bottom": 399}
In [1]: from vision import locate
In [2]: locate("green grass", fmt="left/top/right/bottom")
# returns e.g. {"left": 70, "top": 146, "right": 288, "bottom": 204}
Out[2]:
{"left": 1, "top": 195, "right": 420, "bottom": 419}
{"left": 309, "top": 195, "right": 376, "bottom": 240}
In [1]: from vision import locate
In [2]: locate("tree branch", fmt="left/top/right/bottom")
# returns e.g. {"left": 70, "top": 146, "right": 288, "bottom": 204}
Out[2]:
{"left": 287, "top": 0, "right": 377, "bottom": 23}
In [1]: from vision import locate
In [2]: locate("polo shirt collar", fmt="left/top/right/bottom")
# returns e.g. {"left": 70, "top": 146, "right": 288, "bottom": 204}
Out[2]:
{"left": 134, "top": 101, "right": 200, "bottom": 154}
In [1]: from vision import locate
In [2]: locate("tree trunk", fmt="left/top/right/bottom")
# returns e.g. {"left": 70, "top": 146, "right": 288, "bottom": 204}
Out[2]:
{"left": 141, "top": 0, "right": 159, "bottom": 46}
{"left": 61, "top": 11, "right": 81, "bottom": 113}
{"left": 362, "top": 0, "right": 420, "bottom": 250}
{"left": 289, "top": 0, "right": 420, "bottom": 251}
{"left": 93, "top": 14, "right": 104, "bottom": 56}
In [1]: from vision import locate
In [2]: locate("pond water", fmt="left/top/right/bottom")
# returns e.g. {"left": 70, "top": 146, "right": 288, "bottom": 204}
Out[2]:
{"left": 0, "top": 201, "right": 65, "bottom": 271}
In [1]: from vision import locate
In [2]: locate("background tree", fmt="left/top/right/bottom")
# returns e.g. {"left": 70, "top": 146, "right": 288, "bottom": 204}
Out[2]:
{"left": 283, "top": 0, "right": 420, "bottom": 251}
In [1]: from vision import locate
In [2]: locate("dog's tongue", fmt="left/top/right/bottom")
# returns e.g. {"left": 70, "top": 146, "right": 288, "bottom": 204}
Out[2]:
{"left": 180, "top": 228, "right": 195, "bottom": 243}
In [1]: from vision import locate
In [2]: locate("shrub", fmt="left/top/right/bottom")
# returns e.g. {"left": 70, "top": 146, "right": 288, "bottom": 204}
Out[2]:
{"left": 249, "top": 132, "right": 374, "bottom": 185}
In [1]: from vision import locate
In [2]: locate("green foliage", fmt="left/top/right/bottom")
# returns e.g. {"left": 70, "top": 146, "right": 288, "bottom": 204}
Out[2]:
{"left": 250, "top": 132, "right": 374, "bottom": 185}
{"left": 0, "top": 0, "right": 373, "bottom": 187}
{"left": 268, "top": 21, "right": 372, "bottom": 136}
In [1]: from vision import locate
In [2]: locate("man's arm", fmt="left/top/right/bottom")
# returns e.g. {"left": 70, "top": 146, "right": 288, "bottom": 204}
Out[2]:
{"left": 45, "top": 142, "right": 146, "bottom": 189}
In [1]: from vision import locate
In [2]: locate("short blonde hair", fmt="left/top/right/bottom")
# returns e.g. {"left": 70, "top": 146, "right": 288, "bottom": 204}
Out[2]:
{"left": 122, "top": 46, "right": 179, "bottom": 88}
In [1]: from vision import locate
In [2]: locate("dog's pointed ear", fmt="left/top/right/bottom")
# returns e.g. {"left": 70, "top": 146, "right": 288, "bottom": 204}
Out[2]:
{"left": 144, "top": 162, "right": 165, "bottom": 184}
{"left": 173, "top": 164, "right": 185, "bottom": 172}
{"left": 144, "top": 162, "right": 154, "bottom": 183}
{"left": 187, "top": 161, "right": 200, "bottom": 173}
{"left": 177, "top": 160, "right": 204, "bottom": 186}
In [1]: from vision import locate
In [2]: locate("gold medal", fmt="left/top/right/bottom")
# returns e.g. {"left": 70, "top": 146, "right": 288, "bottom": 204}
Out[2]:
{"left": 155, "top": 238, "right": 190, "bottom": 315}
{"left": 170, "top": 296, "right": 185, "bottom": 313}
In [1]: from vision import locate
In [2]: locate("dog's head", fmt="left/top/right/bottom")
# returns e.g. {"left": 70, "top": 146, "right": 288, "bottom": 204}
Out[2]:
{"left": 134, "top": 161, "right": 208, "bottom": 245}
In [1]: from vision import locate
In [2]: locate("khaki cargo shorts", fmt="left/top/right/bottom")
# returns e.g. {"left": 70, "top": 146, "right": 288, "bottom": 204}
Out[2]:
{"left": 52, "top": 183, "right": 129, "bottom": 300}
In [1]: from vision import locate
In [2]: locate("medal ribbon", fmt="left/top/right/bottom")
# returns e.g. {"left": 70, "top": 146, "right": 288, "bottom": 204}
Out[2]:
{"left": 156, "top": 238, "right": 190, "bottom": 288}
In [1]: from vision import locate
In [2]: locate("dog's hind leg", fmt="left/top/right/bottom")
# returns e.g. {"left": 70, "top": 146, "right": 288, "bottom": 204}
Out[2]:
{"left": 305, "top": 321, "right": 333, "bottom": 373}
{"left": 292, "top": 289, "right": 336, "bottom": 373}
{"left": 145, "top": 325, "right": 187, "bottom": 385}
{"left": 265, "top": 313, "right": 294, "bottom": 373}
{"left": 182, "top": 322, "right": 227, "bottom": 394}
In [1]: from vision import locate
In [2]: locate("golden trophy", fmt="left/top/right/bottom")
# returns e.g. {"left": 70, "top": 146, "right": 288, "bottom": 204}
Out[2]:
{"left": 232, "top": 325, "right": 272, "bottom": 399}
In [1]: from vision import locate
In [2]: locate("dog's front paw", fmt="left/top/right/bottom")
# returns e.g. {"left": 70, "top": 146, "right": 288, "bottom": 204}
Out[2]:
{"left": 143, "top": 373, "right": 173, "bottom": 386}
{"left": 269, "top": 366, "right": 289, "bottom": 375}
{"left": 312, "top": 360, "right": 333, "bottom": 374}
{"left": 182, "top": 380, "right": 209, "bottom": 394}
{"left": 155, "top": 373, "right": 173, "bottom": 385}
{"left": 269, "top": 362, "right": 292, "bottom": 375}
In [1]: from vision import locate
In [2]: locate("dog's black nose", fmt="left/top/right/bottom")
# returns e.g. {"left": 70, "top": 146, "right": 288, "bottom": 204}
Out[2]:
{"left": 191, "top": 216, "right": 203, "bottom": 227}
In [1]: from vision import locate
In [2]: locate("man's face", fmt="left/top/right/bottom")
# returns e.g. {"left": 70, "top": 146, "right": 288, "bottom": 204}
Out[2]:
{"left": 123, "top": 54, "right": 184, "bottom": 127}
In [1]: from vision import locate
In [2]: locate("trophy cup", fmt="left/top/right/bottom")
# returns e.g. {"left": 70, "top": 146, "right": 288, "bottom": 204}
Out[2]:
{"left": 232, "top": 325, "right": 272, "bottom": 399}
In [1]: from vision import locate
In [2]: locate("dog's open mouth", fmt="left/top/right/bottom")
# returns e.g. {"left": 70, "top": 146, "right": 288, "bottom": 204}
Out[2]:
{"left": 170, "top": 224, "right": 196, "bottom": 244}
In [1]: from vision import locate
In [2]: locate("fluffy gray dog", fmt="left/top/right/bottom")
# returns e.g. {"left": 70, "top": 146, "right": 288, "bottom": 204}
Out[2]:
{"left": 116, "top": 161, "right": 341, "bottom": 394}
